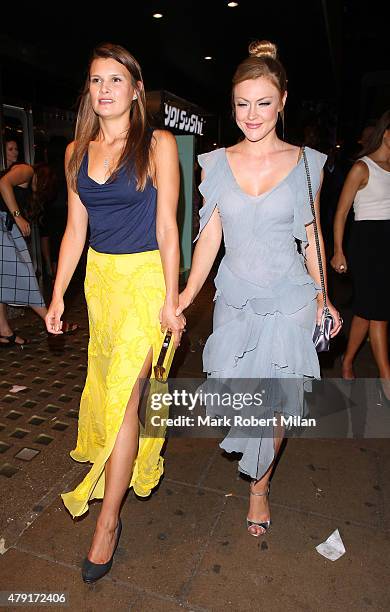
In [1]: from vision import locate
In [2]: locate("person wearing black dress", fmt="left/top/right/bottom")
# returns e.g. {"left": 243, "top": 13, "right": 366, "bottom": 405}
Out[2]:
{"left": 331, "top": 109, "right": 390, "bottom": 403}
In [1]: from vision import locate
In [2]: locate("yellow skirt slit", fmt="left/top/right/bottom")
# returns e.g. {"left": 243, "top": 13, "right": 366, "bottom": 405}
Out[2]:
{"left": 61, "top": 247, "right": 167, "bottom": 518}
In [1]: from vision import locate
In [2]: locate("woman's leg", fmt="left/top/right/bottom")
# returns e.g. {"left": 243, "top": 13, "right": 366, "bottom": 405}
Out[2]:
{"left": 341, "top": 315, "right": 370, "bottom": 378}
{"left": 247, "top": 418, "right": 284, "bottom": 535}
{"left": 29, "top": 305, "right": 47, "bottom": 320}
{"left": 86, "top": 348, "right": 153, "bottom": 564}
{"left": 369, "top": 320, "right": 390, "bottom": 399}
{"left": 0, "top": 303, "right": 27, "bottom": 345}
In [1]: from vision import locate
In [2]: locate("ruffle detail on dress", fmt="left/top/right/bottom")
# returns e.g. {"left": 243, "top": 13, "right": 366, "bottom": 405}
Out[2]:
{"left": 292, "top": 147, "right": 328, "bottom": 247}
{"left": 193, "top": 149, "right": 226, "bottom": 242}
{"left": 203, "top": 262, "right": 320, "bottom": 379}
{"left": 203, "top": 307, "right": 319, "bottom": 379}
{"left": 270, "top": 311, "right": 320, "bottom": 377}
{"left": 214, "top": 260, "right": 319, "bottom": 316}
{"left": 203, "top": 311, "right": 261, "bottom": 372}
{"left": 221, "top": 433, "right": 276, "bottom": 481}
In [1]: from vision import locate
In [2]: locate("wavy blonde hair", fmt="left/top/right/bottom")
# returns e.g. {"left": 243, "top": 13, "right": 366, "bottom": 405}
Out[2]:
{"left": 67, "top": 43, "right": 152, "bottom": 192}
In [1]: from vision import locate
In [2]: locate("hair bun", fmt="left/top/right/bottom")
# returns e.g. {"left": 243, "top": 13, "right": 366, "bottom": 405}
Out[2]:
{"left": 248, "top": 40, "right": 277, "bottom": 60}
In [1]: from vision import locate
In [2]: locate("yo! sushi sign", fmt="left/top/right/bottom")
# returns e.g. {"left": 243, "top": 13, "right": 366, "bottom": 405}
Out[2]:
{"left": 164, "top": 103, "right": 204, "bottom": 135}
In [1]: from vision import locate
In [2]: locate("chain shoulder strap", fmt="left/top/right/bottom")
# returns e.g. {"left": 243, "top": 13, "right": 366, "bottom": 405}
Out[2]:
{"left": 302, "top": 147, "right": 328, "bottom": 310}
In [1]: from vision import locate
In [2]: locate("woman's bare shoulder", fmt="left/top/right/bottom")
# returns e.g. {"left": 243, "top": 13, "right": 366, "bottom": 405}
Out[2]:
{"left": 65, "top": 140, "right": 76, "bottom": 158}
{"left": 65, "top": 140, "right": 76, "bottom": 155}
{"left": 350, "top": 159, "right": 369, "bottom": 177}
{"left": 151, "top": 130, "right": 178, "bottom": 163}
{"left": 1, "top": 163, "right": 33, "bottom": 185}
{"left": 152, "top": 129, "right": 176, "bottom": 146}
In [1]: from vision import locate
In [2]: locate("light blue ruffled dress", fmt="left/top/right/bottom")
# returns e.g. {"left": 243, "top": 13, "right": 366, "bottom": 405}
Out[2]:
{"left": 195, "top": 146, "right": 327, "bottom": 480}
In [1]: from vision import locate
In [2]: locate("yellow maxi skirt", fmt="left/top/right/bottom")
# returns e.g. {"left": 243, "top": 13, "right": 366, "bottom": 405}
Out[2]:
{"left": 61, "top": 247, "right": 167, "bottom": 518}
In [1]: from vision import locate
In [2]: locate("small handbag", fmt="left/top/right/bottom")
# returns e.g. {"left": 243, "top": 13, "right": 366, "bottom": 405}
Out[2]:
{"left": 153, "top": 329, "right": 176, "bottom": 382}
{"left": 302, "top": 147, "right": 333, "bottom": 352}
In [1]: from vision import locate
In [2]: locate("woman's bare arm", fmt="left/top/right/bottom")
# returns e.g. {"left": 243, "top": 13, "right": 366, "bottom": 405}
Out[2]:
{"left": 153, "top": 130, "right": 185, "bottom": 344}
{"left": 330, "top": 161, "right": 367, "bottom": 272}
{"left": 176, "top": 170, "right": 222, "bottom": 315}
{"left": 185, "top": 206, "right": 222, "bottom": 303}
{"left": 305, "top": 174, "right": 342, "bottom": 336}
{"left": 0, "top": 164, "right": 34, "bottom": 236}
{"left": 305, "top": 175, "right": 327, "bottom": 293}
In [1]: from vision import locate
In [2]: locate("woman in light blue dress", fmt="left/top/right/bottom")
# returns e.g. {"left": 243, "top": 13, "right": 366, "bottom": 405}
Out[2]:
{"left": 178, "top": 40, "right": 342, "bottom": 536}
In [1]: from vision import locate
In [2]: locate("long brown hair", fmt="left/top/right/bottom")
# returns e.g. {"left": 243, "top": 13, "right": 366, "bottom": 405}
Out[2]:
{"left": 29, "top": 163, "right": 58, "bottom": 221}
{"left": 358, "top": 109, "right": 390, "bottom": 158}
{"left": 232, "top": 40, "right": 287, "bottom": 124}
{"left": 67, "top": 43, "right": 151, "bottom": 192}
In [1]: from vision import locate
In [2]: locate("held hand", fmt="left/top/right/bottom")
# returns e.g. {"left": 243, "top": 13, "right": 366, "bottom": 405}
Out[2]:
{"left": 317, "top": 300, "right": 343, "bottom": 338}
{"left": 176, "top": 288, "right": 194, "bottom": 316}
{"left": 159, "top": 302, "right": 186, "bottom": 348}
{"left": 330, "top": 252, "right": 347, "bottom": 274}
{"left": 45, "top": 297, "right": 65, "bottom": 334}
{"left": 15, "top": 216, "right": 31, "bottom": 237}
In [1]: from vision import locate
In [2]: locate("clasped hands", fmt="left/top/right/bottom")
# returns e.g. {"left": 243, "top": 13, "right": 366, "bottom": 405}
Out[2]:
{"left": 159, "top": 300, "right": 186, "bottom": 348}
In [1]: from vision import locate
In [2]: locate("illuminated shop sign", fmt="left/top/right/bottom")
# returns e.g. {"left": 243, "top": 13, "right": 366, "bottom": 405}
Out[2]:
{"left": 164, "top": 103, "right": 204, "bottom": 135}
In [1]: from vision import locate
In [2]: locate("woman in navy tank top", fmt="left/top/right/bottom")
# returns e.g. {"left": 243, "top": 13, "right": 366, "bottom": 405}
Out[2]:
{"left": 45, "top": 43, "right": 185, "bottom": 583}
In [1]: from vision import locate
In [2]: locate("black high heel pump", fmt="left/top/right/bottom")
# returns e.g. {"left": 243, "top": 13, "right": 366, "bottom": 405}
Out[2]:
{"left": 82, "top": 518, "right": 122, "bottom": 584}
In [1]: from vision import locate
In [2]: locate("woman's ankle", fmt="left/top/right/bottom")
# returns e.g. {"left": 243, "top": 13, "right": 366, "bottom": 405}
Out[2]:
{"left": 251, "top": 480, "right": 270, "bottom": 494}
{"left": 96, "top": 514, "right": 118, "bottom": 531}
{"left": 378, "top": 370, "right": 390, "bottom": 380}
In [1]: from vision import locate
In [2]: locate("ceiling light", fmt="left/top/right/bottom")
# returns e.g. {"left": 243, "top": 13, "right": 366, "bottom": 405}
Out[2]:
{"left": 204, "top": 56, "right": 213, "bottom": 60}
{"left": 153, "top": 13, "right": 163, "bottom": 18}
{"left": 227, "top": 2, "right": 239, "bottom": 6}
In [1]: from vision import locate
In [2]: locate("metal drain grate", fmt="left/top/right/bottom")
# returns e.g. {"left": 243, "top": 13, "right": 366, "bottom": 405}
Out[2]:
{"left": 14, "top": 447, "right": 40, "bottom": 461}
{"left": 0, "top": 308, "right": 88, "bottom": 479}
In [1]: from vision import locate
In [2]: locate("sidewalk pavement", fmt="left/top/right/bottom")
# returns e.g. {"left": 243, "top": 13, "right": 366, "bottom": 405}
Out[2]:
{"left": 0, "top": 272, "right": 389, "bottom": 611}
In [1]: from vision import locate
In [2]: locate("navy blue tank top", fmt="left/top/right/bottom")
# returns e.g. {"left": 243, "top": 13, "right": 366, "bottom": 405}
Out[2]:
{"left": 77, "top": 149, "right": 158, "bottom": 254}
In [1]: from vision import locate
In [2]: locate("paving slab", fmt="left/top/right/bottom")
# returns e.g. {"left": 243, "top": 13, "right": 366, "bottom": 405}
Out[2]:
{"left": 380, "top": 452, "right": 390, "bottom": 531}
{"left": 186, "top": 495, "right": 390, "bottom": 612}
{"left": 163, "top": 438, "right": 220, "bottom": 487}
{"left": 0, "top": 548, "right": 139, "bottom": 612}
{"left": 269, "top": 439, "right": 382, "bottom": 527}
{"left": 131, "top": 594, "right": 209, "bottom": 611}
{"left": 14, "top": 480, "right": 224, "bottom": 600}
{"left": 201, "top": 438, "right": 384, "bottom": 528}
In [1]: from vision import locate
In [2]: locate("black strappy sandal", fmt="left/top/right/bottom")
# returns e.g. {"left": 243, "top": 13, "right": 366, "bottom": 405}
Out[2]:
{"left": 0, "top": 332, "right": 29, "bottom": 348}
{"left": 246, "top": 483, "right": 271, "bottom": 537}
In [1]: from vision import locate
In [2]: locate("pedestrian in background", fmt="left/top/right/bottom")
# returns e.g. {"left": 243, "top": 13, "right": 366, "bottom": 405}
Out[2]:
{"left": 331, "top": 109, "right": 390, "bottom": 403}
{"left": 0, "top": 160, "right": 77, "bottom": 346}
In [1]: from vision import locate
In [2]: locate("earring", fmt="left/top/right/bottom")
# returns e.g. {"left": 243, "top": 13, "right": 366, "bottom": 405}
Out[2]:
{"left": 133, "top": 94, "right": 137, "bottom": 101}
{"left": 278, "top": 111, "right": 285, "bottom": 140}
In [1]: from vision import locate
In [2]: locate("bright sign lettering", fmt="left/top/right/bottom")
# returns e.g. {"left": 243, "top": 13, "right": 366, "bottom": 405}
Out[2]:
{"left": 164, "top": 103, "right": 204, "bottom": 135}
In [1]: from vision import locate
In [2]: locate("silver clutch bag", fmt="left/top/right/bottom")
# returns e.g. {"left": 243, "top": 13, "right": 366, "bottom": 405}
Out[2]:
{"left": 312, "top": 307, "right": 333, "bottom": 352}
